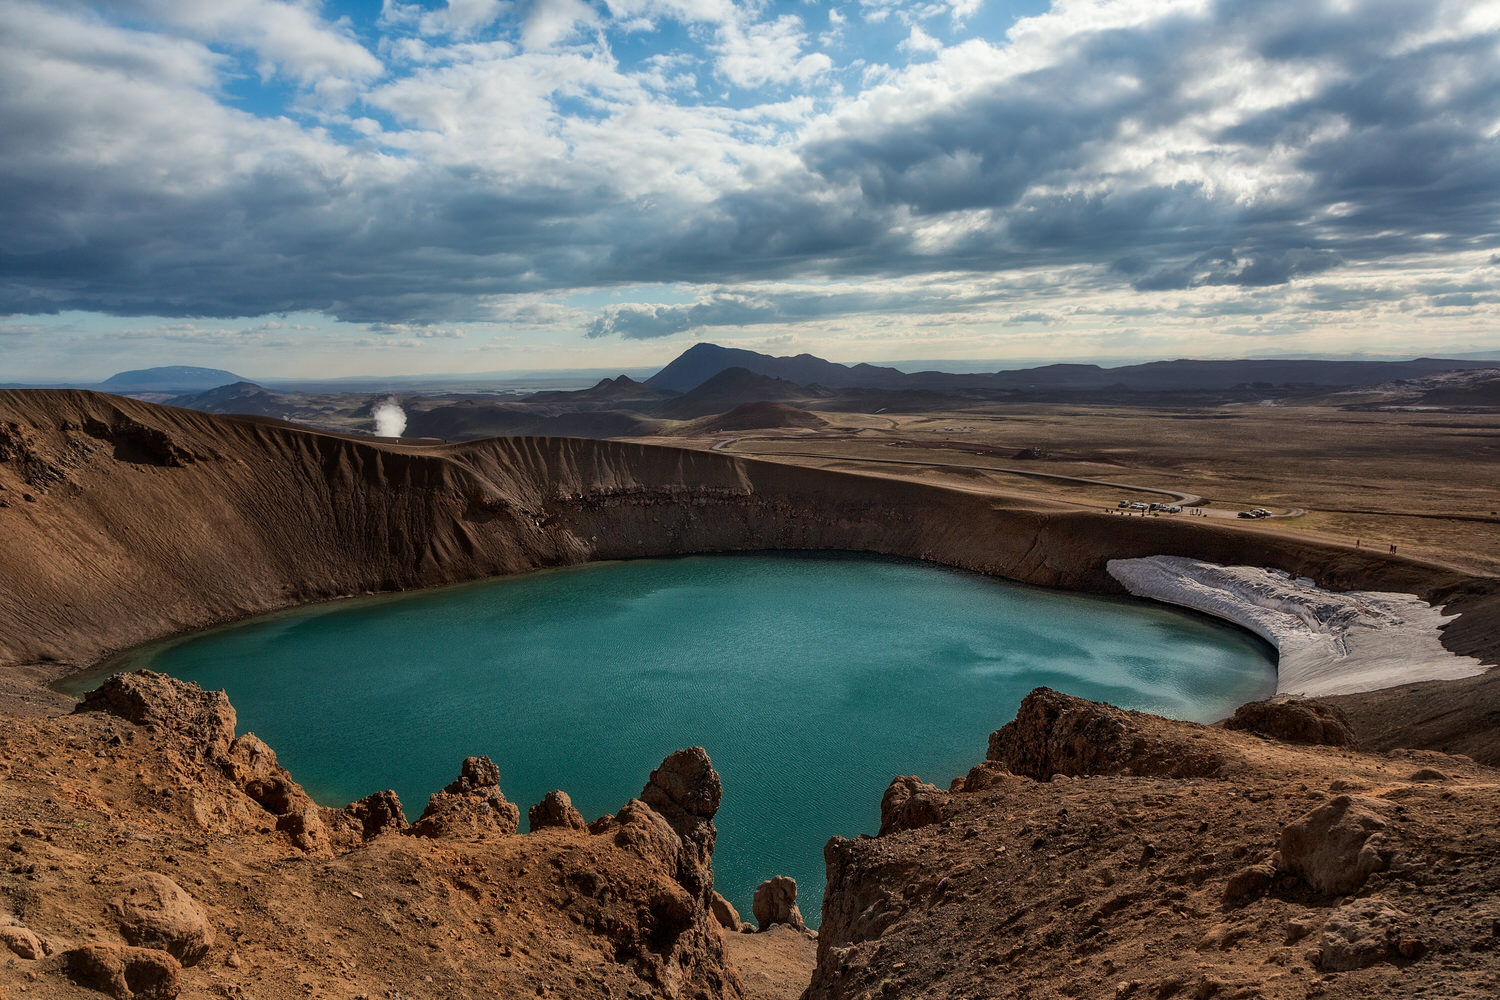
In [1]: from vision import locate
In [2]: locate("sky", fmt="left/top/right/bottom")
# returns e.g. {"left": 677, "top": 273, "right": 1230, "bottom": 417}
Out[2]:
{"left": 1, "top": 0, "right": 1498, "bottom": 379}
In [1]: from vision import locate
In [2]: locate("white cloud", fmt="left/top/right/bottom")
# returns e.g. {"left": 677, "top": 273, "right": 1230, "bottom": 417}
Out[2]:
{"left": 381, "top": 0, "right": 509, "bottom": 37}
{"left": 714, "top": 14, "right": 832, "bottom": 88}
{"left": 521, "top": 0, "right": 599, "bottom": 49}
{"left": 101, "top": 0, "right": 383, "bottom": 87}
{"left": 899, "top": 25, "right": 942, "bottom": 55}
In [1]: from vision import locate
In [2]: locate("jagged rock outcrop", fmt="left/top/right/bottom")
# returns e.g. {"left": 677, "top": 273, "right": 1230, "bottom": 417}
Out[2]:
{"left": 74, "top": 672, "right": 236, "bottom": 762}
{"left": 1225, "top": 698, "right": 1360, "bottom": 748}
{"left": 582, "top": 750, "right": 744, "bottom": 998}
{"left": 610, "top": 798, "right": 685, "bottom": 871}
{"left": 640, "top": 746, "right": 722, "bottom": 899}
{"left": 878, "top": 776, "right": 953, "bottom": 836}
{"left": 341, "top": 789, "right": 408, "bottom": 838}
{"left": 221, "top": 734, "right": 330, "bottom": 853}
{"left": 409, "top": 756, "right": 521, "bottom": 838}
{"left": 752, "top": 876, "right": 806, "bottom": 932}
{"left": 109, "top": 873, "right": 215, "bottom": 967}
{"left": 528, "top": 789, "right": 586, "bottom": 831}
{"left": 82, "top": 416, "right": 199, "bottom": 467}
{"left": 1280, "top": 794, "right": 1395, "bottom": 895}
{"left": 988, "top": 687, "right": 1227, "bottom": 779}
{"left": 66, "top": 943, "right": 182, "bottom": 999}
{"left": 72, "top": 672, "right": 341, "bottom": 853}
{"left": 957, "top": 759, "right": 1013, "bottom": 793}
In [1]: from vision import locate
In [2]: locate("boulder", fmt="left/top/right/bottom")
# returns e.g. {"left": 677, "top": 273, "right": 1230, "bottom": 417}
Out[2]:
{"left": 1224, "top": 699, "right": 1359, "bottom": 748}
{"left": 989, "top": 688, "right": 1224, "bottom": 780}
{"left": 1319, "top": 900, "right": 1414, "bottom": 970}
{"left": 410, "top": 756, "right": 521, "bottom": 838}
{"left": 711, "top": 892, "right": 743, "bottom": 932}
{"left": 958, "top": 760, "right": 1013, "bottom": 793}
{"left": 0, "top": 924, "right": 44, "bottom": 959}
{"left": 109, "top": 873, "right": 215, "bottom": 967}
{"left": 66, "top": 943, "right": 181, "bottom": 999}
{"left": 528, "top": 790, "right": 586, "bottom": 831}
{"left": 1221, "top": 862, "right": 1277, "bottom": 909}
{"left": 640, "top": 747, "right": 722, "bottom": 898}
{"left": 752, "top": 876, "right": 806, "bottom": 932}
{"left": 74, "top": 672, "right": 235, "bottom": 760}
{"left": 1280, "top": 794, "right": 1394, "bottom": 895}
{"left": 878, "top": 776, "right": 952, "bottom": 836}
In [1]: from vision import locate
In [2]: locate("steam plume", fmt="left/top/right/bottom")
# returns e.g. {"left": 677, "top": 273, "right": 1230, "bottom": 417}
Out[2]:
{"left": 373, "top": 397, "right": 406, "bottom": 438}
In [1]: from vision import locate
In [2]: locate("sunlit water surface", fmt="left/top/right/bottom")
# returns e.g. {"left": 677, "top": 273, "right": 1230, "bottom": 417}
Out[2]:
{"left": 90, "top": 553, "right": 1276, "bottom": 923}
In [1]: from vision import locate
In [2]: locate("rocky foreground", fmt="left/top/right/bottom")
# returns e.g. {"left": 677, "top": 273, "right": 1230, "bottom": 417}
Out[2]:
{"left": 3, "top": 675, "right": 1499, "bottom": 999}
{"left": 811, "top": 689, "right": 1500, "bottom": 999}
{"left": 0, "top": 671, "right": 755, "bottom": 999}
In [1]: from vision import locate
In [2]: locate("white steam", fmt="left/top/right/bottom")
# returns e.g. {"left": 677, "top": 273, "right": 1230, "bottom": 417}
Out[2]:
{"left": 372, "top": 397, "right": 407, "bottom": 438}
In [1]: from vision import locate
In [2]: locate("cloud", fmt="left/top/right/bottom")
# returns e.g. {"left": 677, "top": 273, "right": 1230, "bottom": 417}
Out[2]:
{"left": 521, "top": 0, "right": 599, "bottom": 49}
{"left": 0, "top": 0, "right": 1496, "bottom": 342}
{"left": 381, "top": 0, "right": 508, "bottom": 37}
{"left": 714, "top": 15, "right": 832, "bottom": 88}
{"left": 93, "top": 0, "right": 383, "bottom": 88}
{"left": 1006, "top": 311, "right": 1057, "bottom": 325}
{"left": 898, "top": 26, "right": 943, "bottom": 56}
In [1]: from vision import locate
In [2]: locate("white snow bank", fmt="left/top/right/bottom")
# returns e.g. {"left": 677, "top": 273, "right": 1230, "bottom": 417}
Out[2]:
{"left": 1107, "top": 556, "right": 1488, "bottom": 697}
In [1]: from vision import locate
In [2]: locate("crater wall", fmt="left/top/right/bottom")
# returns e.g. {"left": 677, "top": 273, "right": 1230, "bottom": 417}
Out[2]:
{"left": 0, "top": 390, "right": 1492, "bottom": 676}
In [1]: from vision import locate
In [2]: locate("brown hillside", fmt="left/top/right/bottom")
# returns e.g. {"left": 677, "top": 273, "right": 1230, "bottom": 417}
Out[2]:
{"left": 689, "top": 402, "right": 830, "bottom": 433}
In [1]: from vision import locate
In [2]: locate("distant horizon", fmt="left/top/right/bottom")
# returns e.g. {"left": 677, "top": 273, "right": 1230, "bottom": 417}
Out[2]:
{"left": 5, "top": 344, "right": 1500, "bottom": 391}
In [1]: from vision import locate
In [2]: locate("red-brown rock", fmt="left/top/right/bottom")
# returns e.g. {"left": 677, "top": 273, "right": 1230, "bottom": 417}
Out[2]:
{"left": 1280, "top": 794, "right": 1394, "bottom": 895}
{"left": 1225, "top": 698, "right": 1359, "bottom": 748}
{"left": 110, "top": 872, "right": 215, "bottom": 966}
{"left": 752, "top": 876, "right": 806, "bottom": 932}
{"left": 66, "top": 944, "right": 182, "bottom": 999}
{"left": 878, "top": 776, "right": 953, "bottom": 836}
{"left": 528, "top": 789, "right": 586, "bottom": 831}
{"left": 989, "top": 687, "right": 1225, "bottom": 780}
{"left": 410, "top": 755, "right": 521, "bottom": 838}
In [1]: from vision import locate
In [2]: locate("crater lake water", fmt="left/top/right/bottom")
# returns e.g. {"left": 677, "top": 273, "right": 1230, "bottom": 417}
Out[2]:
{"left": 91, "top": 552, "right": 1277, "bottom": 922}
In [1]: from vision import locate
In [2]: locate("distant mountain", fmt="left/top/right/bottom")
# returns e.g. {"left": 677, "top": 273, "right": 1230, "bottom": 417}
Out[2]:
{"left": 647, "top": 343, "right": 907, "bottom": 393}
{"left": 685, "top": 402, "right": 829, "bottom": 434}
{"left": 529, "top": 374, "right": 679, "bottom": 406}
{"left": 647, "top": 344, "right": 1500, "bottom": 397}
{"left": 655, "top": 367, "right": 828, "bottom": 419}
{"left": 102, "top": 366, "right": 249, "bottom": 393}
{"left": 165, "top": 381, "right": 294, "bottom": 418}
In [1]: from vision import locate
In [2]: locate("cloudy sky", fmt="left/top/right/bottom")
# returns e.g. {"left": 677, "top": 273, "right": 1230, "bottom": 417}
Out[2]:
{"left": 1, "top": 0, "right": 1498, "bottom": 378}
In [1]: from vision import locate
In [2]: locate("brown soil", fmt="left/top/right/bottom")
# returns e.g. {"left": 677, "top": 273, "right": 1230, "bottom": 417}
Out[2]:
{"left": 810, "top": 689, "right": 1500, "bottom": 999}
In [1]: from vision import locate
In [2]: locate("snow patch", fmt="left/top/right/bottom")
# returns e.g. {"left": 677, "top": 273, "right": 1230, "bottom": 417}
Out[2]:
{"left": 1107, "top": 556, "right": 1488, "bottom": 697}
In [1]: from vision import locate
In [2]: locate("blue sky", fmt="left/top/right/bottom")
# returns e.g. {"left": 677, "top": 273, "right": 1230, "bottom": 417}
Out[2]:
{"left": 1, "top": 0, "right": 1498, "bottom": 379}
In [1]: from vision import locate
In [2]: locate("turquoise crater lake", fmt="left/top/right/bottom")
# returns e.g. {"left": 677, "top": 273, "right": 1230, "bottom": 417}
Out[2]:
{"left": 94, "top": 552, "right": 1276, "bottom": 922}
